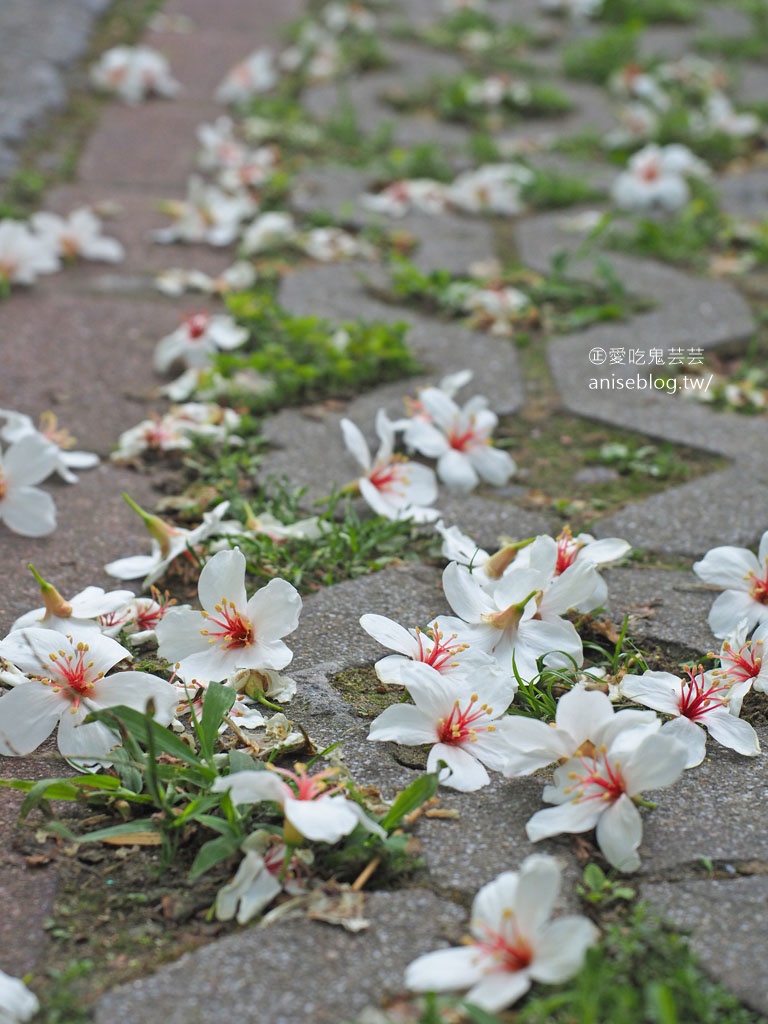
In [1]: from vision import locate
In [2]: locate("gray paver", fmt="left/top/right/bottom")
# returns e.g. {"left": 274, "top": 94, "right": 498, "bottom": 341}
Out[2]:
{"left": 642, "top": 877, "right": 768, "bottom": 1014}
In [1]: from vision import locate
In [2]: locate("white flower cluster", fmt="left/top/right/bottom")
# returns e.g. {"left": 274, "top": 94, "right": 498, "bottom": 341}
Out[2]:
{"left": 90, "top": 45, "right": 181, "bottom": 104}
{"left": 0, "top": 208, "right": 124, "bottom": 292}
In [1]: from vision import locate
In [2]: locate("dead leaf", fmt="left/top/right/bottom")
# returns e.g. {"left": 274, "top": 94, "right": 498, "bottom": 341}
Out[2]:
{"left": 307, "top": 884, "right": 370, "bottom": 932}
{"left": 101, "top": 832, "right": 162, "bottom": 846}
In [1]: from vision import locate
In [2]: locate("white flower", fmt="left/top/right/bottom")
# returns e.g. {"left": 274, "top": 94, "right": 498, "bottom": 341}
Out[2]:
{"left": 105, "top": 497, "right": 232, "bottom": 590}
{"left": 216, "top": 49, "right": 278, "bottom": 105}
{"left": 359, "top": 612, "right": 507, "bottom": 687}
{"left": 0, "top": 628, "right": 178, "bottom": 764}
{"left": 0, "top": 219, "right": 59, "bottom": 287}
{"left": 693, "top": 530, "right": 768, "bottom": 637}
{"left": 360, "top": 179, "right": 448, "bottom": 218}
{"left": 611, "top": 145, "right": 690, "bottom": 212}
{"left": 0, "top": 434, "right": 58, "bottom": 536}
{"left": 153, "top": 311, "right": 248, "bottom": 373}
{"left": 90, "top": 46, "right": 181, "bottom": 104}
{"left": 30, "top": 208, "right": 124, "bottom": 263}
{"left": 405, "top": 855, "right": 599, "bottom": 1011}
{"left": 620, "top": 667, "right": 760, "bottom": 767}
{"left": 502, "top": 684, "right": 660, "bottom": 777}
{"left": 368, "top": 661, "right": 517, "bottom": 791}
{"left": 212, "top": 763, "right": 385, "bottom": 843}
{"left": 154, "top": 261, "right": 257, "bottom": 297}
{"left": 446, "top": 164, "right": 533, "bottom": 216}
{"left": 609, "top": 65, "right": 670, "bottom": 111}
{"left": 0, "top": 408, "right": 99, "bottom": 484}
{"left": 153, "top": 177, "right": 257, "bottom": 246}
{"left": 0, "top": 969, "right": 39, "bottom": 1024}
{"left": 341, "top": 412, "right": 439, "bottom": 522}
{"left": 155, "top": 547, "right": 302, "bottom": 684}
{"left": 435, "top": 520, "right": 490, "bottom": 570}
{"left": 298, "top": 227, "right": 375, "bottom": 262}
{"left": 526, "top": 731, "right": 688, "bottom": 872}
{"left": 701, "top": 92, "right": 759, "bottom": 138}
{"left": 402, "top": 387, "right": 515, "bottom": 492}
{"left": 241, "top": 211, "right": 297, "bottom": 254}
{"left": 441, "top": 561, "right": 583, "bottom": 679}
{"left": 715, "top": 620, "right": 768, "bottom": 694}
{"left": 11, "top": 566, "right": 134, "bottom": 636}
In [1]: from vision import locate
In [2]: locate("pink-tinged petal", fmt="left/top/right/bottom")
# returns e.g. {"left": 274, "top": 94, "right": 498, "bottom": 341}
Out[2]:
{"left": 469, "top": 445, "right": 515, "bottom": 486}
{"left": 360, "top": 613, "right": 419, "bottom": 657}
{"left": 405, "top": 946, "right": 486, "bottom": 994}
{"left": 532, "top": 917, "right": 600, "bottom": 983}
{"left": 368, "top": 704, "right": 437, "bottom": 744}
{"left": 620, "top": 671, "right": 682, "bottom": 716}
{"left": 57, "top": 713, "right": 122, "bottom": 764}
{"left": 340, "top": 418, "right": 371, "bottom": 471}
{"left": 526, "top": 799, "right": 603, "bottom": 843}
{"left": 0, "top": 682, "right": 63, "bottom": 755}
{"left": 701, "top": 708, "right": 761, "bottom": 756}
{"left": 623, "top": 732, "right": 688, "bottom": 794}
{"left": 443, "top": 561, "right": 495, "bottom": 622}
{"left": 513, "top": 854, "right": 561, "bottom": 935}
{"left": 662, "top": 717, "right": 707, "bottom": 768}
{"left": 428, "top": 742, "right": 489, "bottom": 791}
{"left": 212, "top": 769, "right": 287, "bottom": 806}
{"left": 284, "top": 796, "right": 359, "bottom": 843}
{"left": 245, "top": 577, "right": 302, "bottom": 640}
{"left": 708, "top": 590, "right": 762, "bottom": 638}
{"left": 198, "top": 548, "right": 248, "bottom": 613}
{"left": 437, "top": 449, "right": 479, "bottom": 492}
{"left": 1, "top": 485, "right": 56, "bottom": 537}
{"left": 4, "top": 433, "right": 59, "bottom": 485}
{"left": 693, "top": 546, "right": 758, "bottom": 588}
{"left": 595, "top": 794, "right": 642, "bottom": 872}
{"left": 465, "top": 970, "right": 532, "bottom": 1012}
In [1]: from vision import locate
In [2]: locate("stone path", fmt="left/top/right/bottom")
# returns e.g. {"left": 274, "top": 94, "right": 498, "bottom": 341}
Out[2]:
{"left": 1, "top": 0, "right": 768, "bottom": 1021}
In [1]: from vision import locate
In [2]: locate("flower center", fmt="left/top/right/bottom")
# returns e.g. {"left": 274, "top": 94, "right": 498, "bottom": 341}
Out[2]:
{"left": 678, "top": 666, "right": 731, "bottom": 720}
{"left": 48, "top": 642, "right": 99, "bottom": 704}
{"left": 748, "top": 566, "right": 768, "bottom": 604}
{"left": 186, "top": 312, "right": 210, "bottom": 340}
{"left": 448, "top": 423, "right": 478, "bottom": 451}
{"left": 415, "top": 625, "right": 468, "bottom": 672}
{"left": 437, "top": 695, "right": 495, "bottom": 744}
{"left": 270, "top": 763, "right": 342, "bottom": 800}
{"left": 201, "top": 599, "right": 254, "bottom": 649}
{"left": 477, "top": 911, "right": 533, "bottom": 972}
{"left": 566, "top": 749, "right": 626, "bottom": 803}
{"left": 369, "top": 457, "right": 406, "bottom": 492}
{"left": 718, "top": 639, "right": 762, "bottom": 683}
{"left": 639, "top": 160, "right": 661, "bottom": 182}
{"left": 554, "top": 525, "right": 583, "bottom": 575}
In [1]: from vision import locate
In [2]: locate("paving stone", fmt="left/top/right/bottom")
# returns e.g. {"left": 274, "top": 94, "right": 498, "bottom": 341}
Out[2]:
{"left": 641, "top": 876, "right": 768, "bottom": 1015}
{"left": 601, "top": 567, "right": 717, "bottom": 653}
{"left": 95, "top": 888, "right": 468, "bottom": 1024}
{"left": 640, "top": 727, "right": 768, "bottom": 874}
{"left": 717, "top": 168, "right": 768, "bottom": 220}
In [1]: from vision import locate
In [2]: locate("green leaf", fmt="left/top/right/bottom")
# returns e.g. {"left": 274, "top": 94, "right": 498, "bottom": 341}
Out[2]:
{"left": 380, "top": 772, "right": 440, "bottom": 832}
{"left": 462, "top": 1002, "right": 505, "bottom": 1024}
{"left": 189, "top": 833, "right": 243, "bottom": 880}
{"left": 63, "top": 819, "right": 162, "bottom": 845}
{"left": 86, "top": 706, "right": 205, "bottom": 769}
{"left": 198, "top": 684, "right": 237, "bottom": 761}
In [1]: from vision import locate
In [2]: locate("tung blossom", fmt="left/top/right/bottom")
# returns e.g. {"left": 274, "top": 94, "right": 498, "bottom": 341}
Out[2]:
{"left": 401, "top": 387, "right": 515, "bottom": 492}
{"left": 153, "top": 176, "right": 258, "bottom": 247}
{"left": 620, "top": 667, "right": 760, "bottom": 767}
{"left": 405, "top": 855, "right": 599, "bottom": 1012}
{"left": 0, "top": 408, "right": 99, "bottom": 484}
{"left": 89, "top": 46, "right": 181, "bottom": 104}
{"left": 715, "top": 620, "right": 768, "bottom": 694}
{"left": 693, "top": 530, "right": 768, "bottom": 637}
{"left": 611, "top": 144, "right": 708, "bottom": 212}
{"left": 0, "top": 969, "right": 39, "bottom": 1024}
{"left": 215, "top": 49, "right": 278, "bottom": 105}
{"left": 526, "top": 731, "right": 688, "bottom": 872}
{"left": 30, "top": 208, "right": 125, "bottom": 263}
{"left": 212, "top": 763, "right": 385, "bottom": 844}
{"left": 368, "top": 662, "right": 518, "bottom": 791}
{"left": 11, "top": 565, "right": 134, "bottom": 636}
{"left": 0, "top": 628, "right": 178, "bottom": 764}
{"left": 341, "top": 413, "right": 439, "bottom": 522}
{"left": 0, "top": 219, "right": 59, "bottom": 288}
{"left": 0, "top": 434, "right": 59, "bottom": 537}
{"left": 155, "top": 547, "right": 302, "bottom": 684}
{"left": 153, "top": 311, "right": 248, "bottom": 373}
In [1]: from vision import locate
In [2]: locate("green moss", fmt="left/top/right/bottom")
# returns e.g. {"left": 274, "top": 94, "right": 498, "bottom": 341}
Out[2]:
{"left": 329, "top": 666, "right": 405, "bottom": 718}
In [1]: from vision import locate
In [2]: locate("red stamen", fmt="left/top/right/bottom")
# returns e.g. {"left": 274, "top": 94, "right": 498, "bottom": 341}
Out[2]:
{"left": 678, "top": 666, "right": 731, "bottom": 720}
{"left": 437, "top": 695, "right": 493, "bottom": 744}
{"left": 201, "top": 599, "right": 254, "bottom": 649}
